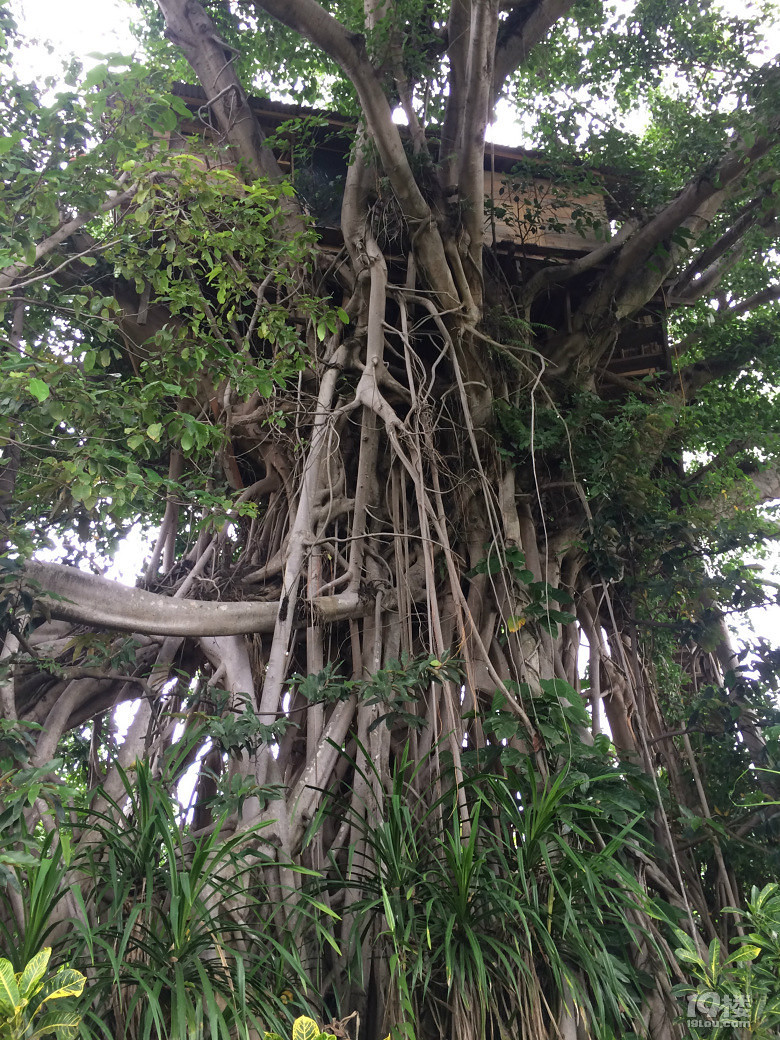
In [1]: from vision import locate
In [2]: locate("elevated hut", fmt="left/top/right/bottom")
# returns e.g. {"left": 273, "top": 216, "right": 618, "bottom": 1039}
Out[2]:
{"left": 167, "top": 84, "right": 669, "bottom": 383}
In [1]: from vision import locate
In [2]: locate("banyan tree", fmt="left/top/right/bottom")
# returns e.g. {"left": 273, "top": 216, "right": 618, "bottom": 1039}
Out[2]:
{"left": 2, "top": 1, "right": 780, "bottom": 1038}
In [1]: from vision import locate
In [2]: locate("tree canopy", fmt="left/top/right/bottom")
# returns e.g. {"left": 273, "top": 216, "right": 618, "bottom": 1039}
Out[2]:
{"left": 3, "top": 0, "right": 780, "bottom": 1038}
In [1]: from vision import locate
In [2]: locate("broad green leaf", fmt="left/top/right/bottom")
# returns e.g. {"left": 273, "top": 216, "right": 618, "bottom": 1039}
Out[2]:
{"left": 29, "top": 1009, "right": 82, "bottom": 1040}
{"left": 36, "top": 969, "right": 86, "bottom": 1005}
{"left": 726, "top": 944, "right": 760, "bottom": 964}
{"left": 0, "top": 133, "right": 21, "bottom": 154}
{"left": 707, "top": 938, "right": 720, "bottom": 980}
{"left": 674, "top": 948, "right": 704, "bottom": 965}
{"left": 18, "top": 949, "right": 51, "bottom": 1000}
{"left": 27, "top": 378, "right": 50, "bottom": 402}
{"left": 146, "top": 423, "right": 163, "bottom": 442}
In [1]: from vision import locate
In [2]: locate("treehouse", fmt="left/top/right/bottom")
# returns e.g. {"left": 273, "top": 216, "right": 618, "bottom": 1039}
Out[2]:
{"left": 167, "top": 84, "right": 670, "bottom": 383}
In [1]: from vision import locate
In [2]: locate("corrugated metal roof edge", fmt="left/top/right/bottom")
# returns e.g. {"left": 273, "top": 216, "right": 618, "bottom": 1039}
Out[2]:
{"left": 170, "top": 82, "right": 633, "bottom": 187}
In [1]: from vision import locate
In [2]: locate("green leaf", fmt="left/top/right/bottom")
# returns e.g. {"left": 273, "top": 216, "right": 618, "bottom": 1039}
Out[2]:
{"left": 0, "top": 958, "right": 21, "bottom": 1013}
{"left": 29, "top": 1009, "right": 82, "bottom": 1040}
{"left": 36, "top": 969, "right": 86, "bottom": 1005}
{"left": 146, "top": 423, "right": 163, "bottom": 442}
{"left": 707, "top": 937, "right": 720, "bottom": 980}
{"left": 82, "top": 64, "right": 108, "bottom": 89}
{"left": 27, "top": 378, "right": 50, "bottom": 402}
{"left": 674, "top": 948, "right": 704, "bottom": 965}
{"left": 0, "top": 134, "right": 22, "bottom": 155}
{"left": 726, "top": 944, "right": 760, "bottom": 964}
{"left": 18, "top": 949, "right": 51, "bottom": 1001}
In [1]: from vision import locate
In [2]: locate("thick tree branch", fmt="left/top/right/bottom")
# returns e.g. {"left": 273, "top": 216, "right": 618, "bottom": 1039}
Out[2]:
{"left": 720, "top": 282, "right": 780, "bottom": 320}
{"left": 157, "top": 0, "right": 289, "bottom": 187}
{"left": 249, "top": 0, "right": 461, "bottom": 308}
{"left": 555, "top": 128, "right": 780, "bottom": 373}
{"left": 521, "top": 217, "right": 638, "bottom": 309}
{"left": 438, "top": 0, "right": 471, "bottom": 191}
{"left": 23, "top": 561, "right": 365, "bottom": 636}
{"left": 687, "top": 450, "right": 780, "bottom": 518}
{"left": 667, "top": 196, "right": 765, "bottom": 302}
{"left": 607, "top": 130, "right": 780, "bottom": 315}
{"left": 459, "top": 0, "right": 500, "bottom": 279}
{"left": 740, "top": 460, "right": 780, "bottom": 504}
{"left": 251, "top": 0, "right": 428, "bottom": 221}
{"left": 672, "top": 302, "right": 780, "bottom": 394}
{"left": 491, "top": 0, "right": 577, "bottom": 106}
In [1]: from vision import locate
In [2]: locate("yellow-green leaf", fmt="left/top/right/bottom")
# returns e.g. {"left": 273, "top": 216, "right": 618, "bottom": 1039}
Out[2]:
{"left": 292, "top": 1016, "right": 320, "bottom": 1040}
{"left": 27, "top": 378, "right": 50, "bottom": 402}
{"left": 30, "top": 1009, "right": 82, "bottom": 1039}
{"left": 727, "top": 944, "right": 761, "bottom": 964}
{"left": 37, "top": 969, "right": 86, "bottom": 1005}
{"left": 0, "top": 958, "right": 21, "bottom": 1014}
{"left": 18, "top": 949, "right": 51, "bottom": 1001}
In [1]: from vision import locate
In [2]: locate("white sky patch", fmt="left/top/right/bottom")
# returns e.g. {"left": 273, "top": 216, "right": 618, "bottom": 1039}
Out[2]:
{"left": 10, "top": 0, "right": 137, "bottom": 81}
{"left": 105, "top": 523, "right": 156, "bottom": 585}
{"left": 114, "top": 697, "right": 139, "bottom": 742}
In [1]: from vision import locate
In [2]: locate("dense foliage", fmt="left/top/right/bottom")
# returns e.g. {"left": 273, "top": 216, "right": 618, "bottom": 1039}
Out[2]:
{"left": 2, "top": 0, "right": 780, "bottom": 1037}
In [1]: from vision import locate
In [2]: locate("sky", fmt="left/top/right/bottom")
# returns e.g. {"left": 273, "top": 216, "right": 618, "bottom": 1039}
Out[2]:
{"left": 11, "top": 0, "right": 136, "bottom": 77}
{"left": 9, "top": 0, "right": 780, "bottom": 650}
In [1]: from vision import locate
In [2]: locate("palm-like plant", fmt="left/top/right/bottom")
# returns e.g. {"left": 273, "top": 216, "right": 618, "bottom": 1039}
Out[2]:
{"left": 321, "top": 748, "right": 662, "bottom": 1040}
{"left": 1, "top": 756, "right": 333, "bottom": 1040}
{"left": 63, "top": 762, "right": 329, "bottom": 1040}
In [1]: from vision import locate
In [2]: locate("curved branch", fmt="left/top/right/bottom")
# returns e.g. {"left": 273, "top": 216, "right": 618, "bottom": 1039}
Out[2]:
{"left": 491, "top": 0, "right": 577, "bottom": 105}
{"left": 673, "top": 320, "right": 778, "bottom": 395}
{"left": 609, "top": 130, "right": 780, "bottom": 305}
{"left": 521, "top": 217, "right": 638, "bottom": 309}
{"left": 250, "top": 0, "right": 428, "bottom": 221}
{"left": 249, "top": 0, "right": 460, "bottom": 308}
{"left": 23, "top": 561, "right": 365, "bottom": 636}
